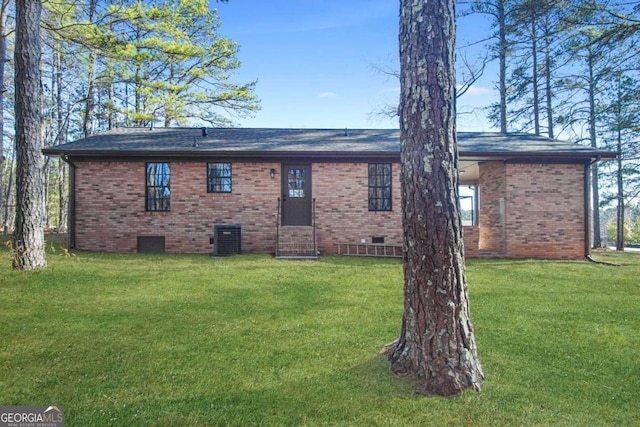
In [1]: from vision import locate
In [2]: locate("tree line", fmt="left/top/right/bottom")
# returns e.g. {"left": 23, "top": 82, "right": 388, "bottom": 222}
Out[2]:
{"left": 5, "top": 0, "right": 640, "bottom": 267}
{"left": 371, "top": 1, "right": 639, "bottom": 250}
{"left": 462, "top": 0, "right": 640, "bottom": 250}
{"left": 1, "top": 0, "right": 259, "bottom": 252}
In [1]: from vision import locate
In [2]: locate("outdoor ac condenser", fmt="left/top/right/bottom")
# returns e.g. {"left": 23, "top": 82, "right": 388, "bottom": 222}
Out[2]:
{"left": 212, "top": 224, "right": 242, "bottom": 256}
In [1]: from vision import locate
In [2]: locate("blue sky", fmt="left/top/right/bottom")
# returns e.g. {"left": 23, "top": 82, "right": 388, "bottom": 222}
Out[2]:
{"left": 214, "top": 0, "right": 498, "bottom": 131}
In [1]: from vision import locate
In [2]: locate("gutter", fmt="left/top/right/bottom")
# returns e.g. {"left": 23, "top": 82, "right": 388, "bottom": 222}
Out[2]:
{"left": 584, "top": 161, "right": 591, "bottom": 260}
{"left": 42, "top": 150, "right": 400, "bottom": 163}
{"left": 41, "top": 149, "right": 618, "bottom": 164}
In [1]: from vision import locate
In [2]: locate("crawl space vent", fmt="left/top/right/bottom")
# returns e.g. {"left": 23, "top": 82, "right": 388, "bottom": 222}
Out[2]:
{"left": 137, "top": 236, "right": 165, "bottom": 253}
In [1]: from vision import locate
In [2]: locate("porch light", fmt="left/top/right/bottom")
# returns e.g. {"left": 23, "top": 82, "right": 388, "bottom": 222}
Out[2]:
{"left": 270, "top": 168, "right": 276, "bottom": 178}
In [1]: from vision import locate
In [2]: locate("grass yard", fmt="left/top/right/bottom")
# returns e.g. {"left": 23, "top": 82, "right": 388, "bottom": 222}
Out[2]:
{"left": 0, "top": 238, "right": 639, "bottom": 426}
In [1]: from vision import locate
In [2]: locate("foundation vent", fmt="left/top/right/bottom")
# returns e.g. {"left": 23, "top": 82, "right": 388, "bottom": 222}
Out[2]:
{"left": 137, "top": 236, "right": 165, "bottom": 253}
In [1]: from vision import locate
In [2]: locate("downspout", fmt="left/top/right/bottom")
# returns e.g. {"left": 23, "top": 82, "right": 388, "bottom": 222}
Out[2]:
{"left": 61, "top": 154, "right": 76, "bottom": 249}
{"left": 584, "top": 160, "right": 591, "bottom": 259}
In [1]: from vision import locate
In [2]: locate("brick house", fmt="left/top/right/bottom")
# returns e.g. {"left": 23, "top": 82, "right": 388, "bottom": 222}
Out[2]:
{"left": 43, "top": 127, "right": 615, "bottom": 260}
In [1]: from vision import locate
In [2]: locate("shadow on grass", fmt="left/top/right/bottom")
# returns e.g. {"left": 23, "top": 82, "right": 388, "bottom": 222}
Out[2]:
{"left": 70, "top": 354, "right": 419, "bottom": 426}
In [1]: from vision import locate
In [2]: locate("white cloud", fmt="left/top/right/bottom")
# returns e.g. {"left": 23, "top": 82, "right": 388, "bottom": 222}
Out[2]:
{"left": 457, "top": 85, "right": 493, "bottom": 97}
{"left": 318, "top": 92, "right": 338, "bottom": 98}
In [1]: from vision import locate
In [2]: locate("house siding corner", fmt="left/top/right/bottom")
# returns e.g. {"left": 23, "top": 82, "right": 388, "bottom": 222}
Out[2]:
{"left": 505, "top": 163, "right": 585, "bottom": 260}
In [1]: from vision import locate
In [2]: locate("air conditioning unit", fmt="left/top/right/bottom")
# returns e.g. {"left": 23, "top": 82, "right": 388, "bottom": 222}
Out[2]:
{"left": 212, "top": 224, "right": 242, "bottom": 256}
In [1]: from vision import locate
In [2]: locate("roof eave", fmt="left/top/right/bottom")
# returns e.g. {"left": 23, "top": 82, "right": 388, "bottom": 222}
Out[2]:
{"left": 44, "top": 149, "right": 400, "bottom": 162}
{"left": 459, "top": 150, "right": 618, "bottom": 161}
{"left": 43, "top": 148, "right": 618, "bottom": 162}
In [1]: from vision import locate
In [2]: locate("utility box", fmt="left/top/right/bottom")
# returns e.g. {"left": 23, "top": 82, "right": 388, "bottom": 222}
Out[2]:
{"left": 212, "top": 224, "right": 242, "bottom": 256}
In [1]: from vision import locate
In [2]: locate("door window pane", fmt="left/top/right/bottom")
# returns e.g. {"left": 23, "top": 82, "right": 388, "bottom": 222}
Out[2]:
{"left": 288, "top": 169, "right": 305, "bottom": 198}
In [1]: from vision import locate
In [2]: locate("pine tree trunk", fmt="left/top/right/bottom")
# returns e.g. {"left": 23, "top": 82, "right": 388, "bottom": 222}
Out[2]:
{"left": 543, "top": 21, "right": 553, "bottom": 139}
{"left": 55, "top": 47, "right": 68, "bottom": 232}
{"left": 0, "top": 1, "right": 7, "bottom": 235}
{"left": 498, "top": 0, "right": 507, "bottom": 133}
{"left": 3, "top": 150, "right": 13, "bottom": 234}
{"left": 383, "top": 0, "right": 484, "bottom": 397}
{"left": 82, "top": 0, "right": 97, "bottom": 137}
{"left": 13, "top": 0, "right": 46, "bottom": 270}
{"left": 531, "top": 15, "right": 540, "bottom": 135}
{"left": 587, "top": 45, "right": 601, "bottom": 249}
{"left": 83, "top": 54, "right": 96, "bottom": 137}
{"left": 616, "top": 129, "right": 624, "bottom": 251}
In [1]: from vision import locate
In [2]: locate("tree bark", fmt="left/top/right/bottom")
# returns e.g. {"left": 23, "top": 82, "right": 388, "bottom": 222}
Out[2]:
{"left": 13, "top": 0, "right": 46, "bottom": 270}
{"left": 82, "top": 0, "right": 98, "bottom": 137}
{"left": 383, "top": 0, "right": 484, "bottom": 397}
{"left": 0, "top": 0, "right": 8, "bottom": 234}
{"left": 4, "top": 147, "right": 13, "bottom": 232}
{"left": 56, "top": 48, "right": 68, "bottom": 232}
{"left": 543, "top": 19, "right": 554, "bottom": 139}
{"left": 587, "top": 45, "right": 601, "bottom": 249}
{"left": 83, "top": 53, "right": 96, "bottom": 137}
{"left": 498, "top": 0, "right": 507, "bottom": 133}
{"left": 531, "top": 14, "right": 540, "bottom": 135}
{"left": 616, "top": 126, "right": 624, "bottom": 251}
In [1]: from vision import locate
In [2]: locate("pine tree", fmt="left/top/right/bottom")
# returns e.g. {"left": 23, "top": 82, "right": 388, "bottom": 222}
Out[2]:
{"left": 13, "top": 0, "right": 46, "bottom": 270}
{"left": 383, "top": 0, "right": 484, "bottom": 397}
{"left": 0, "top": 0, "right": 9, "bottom": 234}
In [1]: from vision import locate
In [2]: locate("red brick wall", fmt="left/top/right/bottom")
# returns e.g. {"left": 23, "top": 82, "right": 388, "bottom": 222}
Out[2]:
{"left": 313, "top": 163, "right": 403, "bottom": 253}
{"left": 74, "top": 160, "right": 404, "bottom": 254}
{"left": 505, "top": 163, "right": 586, "bottom": 259}
{"left": 463, "top": 226, "right": 479, "bottom": 257}
{"left": 478, "top": 161, "right": 507, "bottom": 254}
{"left": 72, "top": 159, "right": 586, "bottom": 259}
{"left": 74, "top": 161, "right": 280, "bottom": 253}
{"left": 477, "top": 161, "right": 586, "bottom": 259}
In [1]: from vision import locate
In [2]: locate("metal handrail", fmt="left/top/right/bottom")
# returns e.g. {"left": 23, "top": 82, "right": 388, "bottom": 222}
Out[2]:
{"left": 276, "top": 197, "right": 281, "bottom": 257}
{"left": 312, "top": 198, "right": 317, "bottom": 257}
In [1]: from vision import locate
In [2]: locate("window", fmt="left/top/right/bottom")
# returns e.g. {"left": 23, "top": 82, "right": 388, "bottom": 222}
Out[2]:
{"left": 368, "top": 163, "right": 392, "bottom": 211}
{"left": 146, "top": 162, "right": 171, "bottom": 211}
{"left": 459, "top": 185, "right": 479, "bottom": 226}
{"left": 207, "top": 163, "right": 232, "bottom": 193}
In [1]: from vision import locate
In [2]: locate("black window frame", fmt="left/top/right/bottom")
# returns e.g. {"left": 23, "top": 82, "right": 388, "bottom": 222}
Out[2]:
{"left": 368, "top": 163, "right": 392, "bottom": 212}
{"left": 146, "top": 162, "right": 171, "bottom": 212}
{"left": 207, "top": 162, "right": 232, "bottom": 193}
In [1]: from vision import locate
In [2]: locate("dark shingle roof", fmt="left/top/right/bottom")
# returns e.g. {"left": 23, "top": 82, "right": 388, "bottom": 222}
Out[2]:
{"left": 43, "top": 127, "right": 617, "bottom": 160}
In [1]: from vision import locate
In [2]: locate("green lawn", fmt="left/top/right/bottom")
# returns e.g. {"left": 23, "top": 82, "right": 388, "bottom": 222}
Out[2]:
{"left": 1, "top": 238, "right": 638, "bottom": 426}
